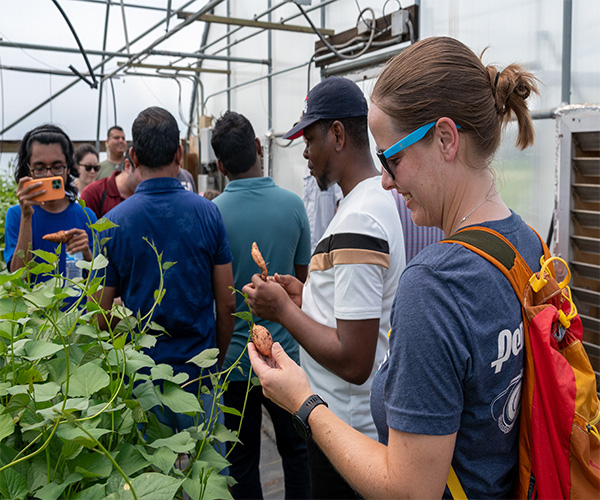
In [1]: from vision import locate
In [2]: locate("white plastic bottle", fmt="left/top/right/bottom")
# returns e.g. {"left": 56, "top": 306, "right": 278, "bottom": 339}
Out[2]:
{"left": 65, "top": 251, "right": 83, "bottom": 280}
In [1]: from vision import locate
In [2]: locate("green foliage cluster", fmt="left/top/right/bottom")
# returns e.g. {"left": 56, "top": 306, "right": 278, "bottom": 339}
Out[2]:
{"left": 0, "top": 169, "right": 19, "bottom": 271}
{"left": 0, "top": 215, "right": 257, "bottom": 500}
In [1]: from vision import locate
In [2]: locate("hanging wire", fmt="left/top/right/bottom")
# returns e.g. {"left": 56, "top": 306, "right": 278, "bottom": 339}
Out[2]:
{"left": 354, "top": 0, "right": 386, "bottom": 34}
{"left": 0, "top": 30, "right": 64, "bottom": 72}
{"left": 382, "top": 0, "right": 403, "bottom": 27}
{"left": 50, "top": 0, "right": 98, "bottom": 89}
{"left": 109, "top": 77, "right": 118, "bottom": 125}
{"left": 172, "top": 75, "right": 193, "bottom": 130}
{"left": 292, "top": 2, "right": 377, "bottom": 61}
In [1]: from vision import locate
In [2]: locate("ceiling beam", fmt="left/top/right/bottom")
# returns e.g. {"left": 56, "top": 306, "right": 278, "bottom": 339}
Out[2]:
{"left": 177, "top": 12, "right": 335, "bottom": 36}
{"left": 118, "top": 62, "right": 230, "bottom": 75}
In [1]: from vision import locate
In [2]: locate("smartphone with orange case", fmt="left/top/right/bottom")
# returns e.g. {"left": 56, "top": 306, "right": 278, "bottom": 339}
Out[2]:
{"left": 23, "top": 176, "right": 65, "bottom": 202}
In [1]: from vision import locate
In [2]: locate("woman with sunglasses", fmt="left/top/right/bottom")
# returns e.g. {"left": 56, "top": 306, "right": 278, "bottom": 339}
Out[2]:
{"left": 248, "top": 37, "right": 542, "bottom": 498}
{"left": 73, "top": 143, "right": 100, "bottom": 193}
{"left": 4, "top": 124, "right": 97, "bottom": 282}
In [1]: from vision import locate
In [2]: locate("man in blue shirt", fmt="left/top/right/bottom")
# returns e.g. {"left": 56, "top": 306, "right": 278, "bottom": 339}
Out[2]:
{"left": 211, "top": 111, "right": 312, "bottom": 499}
{"left": 97, "top": 106, "right": 236, "bottom": 431}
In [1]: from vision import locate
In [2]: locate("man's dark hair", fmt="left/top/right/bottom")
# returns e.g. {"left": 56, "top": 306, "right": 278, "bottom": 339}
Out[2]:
{"left": 317, "top": 115, "right": 370, "bottom": 150}
{"left": 131, "top": 107, "right": 180, "bottom": 169}
{"left": 107, "top": 125, "right": 124, "bottom": 137}
{"left": 211, "top": 111, "right": 257, "bottom": 175}
{"left": 15, "top": 124, "right": 78, "bottom": 195}
{"left": 124, "top": 142, "right": 133, "bottom": 166}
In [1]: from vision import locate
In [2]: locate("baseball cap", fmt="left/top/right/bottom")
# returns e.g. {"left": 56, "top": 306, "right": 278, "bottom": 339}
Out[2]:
{"left": 283, "top": 77, "right": 368, "bottom": 140}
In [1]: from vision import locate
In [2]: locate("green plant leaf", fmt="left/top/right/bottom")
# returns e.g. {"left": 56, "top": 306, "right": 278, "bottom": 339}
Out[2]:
{"left": 0, "top": 268, "right": 24, "bottom": 285}
{"left": 72, "top": 323, "right": 100, "bottom": 339}
{"left": 186, "top": 348, "right": 219, "bottom": 368}
{"left": 71, "top": 483, "right": 106, "bottom": 500}
{"left": 73, "top": 452, "right": 113, "bottom": 478}
{"left": 116, "top": 408, "right": 135, "bottom": 435}
{"left": 113, "top": 335, "right": 126, "bottom": 350}
{"left": 137, "top": 446, "right": 177, "bottom": 475}
{"left": 56, "top": 424, "right": 111, "bottom": 449}
{"left": 34, "top": 473, "right": 83, "bottom": 500}
{"left": 37, "top": 397, "right": 89, "bottom": 420}
{"left": 113, "top": 316, "right": 137, "bottom": 335}
{"left": 153, "top": 288, "right": 166, "bottom": 305}
{"left": 61, "top": 440, "right": 84, "bottom": 461}
{"left": 66, "top": 363, "right": 110, "bottom": 397}
{"left": 123, "top": 399, "right": 147, "bottom": 423}
{"left": 146, "top": 322, "right": 167, "bottom": 334}
{"left": 157, "top": 381, "right": 202, "bottom": 414}
{"left": 203, "top": 471, "right": 234, "bottom": 500}
{"left": 3, "top": 393, "right": 31, "bottom": 414}
{"left": 0, "top": 408, "right": 14, "bottom": 443}
{"left": 22, "top": 340, "right": 64, "bottom": 361}
{"left": 196, "top": 445, "right": 231, "bottom": 474}
{"left": 232, "top": 311, "right": 253, "bottom": 323}
{"left": 137, "top": 334, "right": 157, "bottom": 349}
{"left": 85, "top": 401, "right": 124, "bottom": 417}
{"left": 162, "top": 261, "right": 177, "bottom": 271}
{"left": 0, "top": 467, "right": 28, "bottom": 500}
{"left": 6, "top": 385, "right": 27, "bottom": 396}
{"left": 211, "top": 422, "right": 241, "bottom": 444}
{"left": 114, "top": 443, "right": 150, "bottom": 476}
{"left": 32, "top": 381, "right": 61, "bottom": 402}
{"left": 151, "top": 364, "right": 188, "bottom": 384}
{"left": 182, "top": 477, "right": 202, "bottom": 500}
{"left": 148, "top": 431, "right": 196, "bottom": 453}
{"left": 30, "top": 249, "right": 59, "bottom": 264}
{"left": 89, "top": 254, "right": 109, "bottom": 271}
{"left": 27, "top": 262, "right": 55, "bottom": 276}
{"left": 15, "top": 367, "right": 44, "bottom": 385}
{"left": 28, "top": 455, "right": 51, "bottom": 492}
{"left": 90, "top": 217, "right": 118, "bottom": 232}
{"left": 78, "top": 344, "right": 107, "bottom": 367}
{"left": 56, "top": 310, "right": 80, "bottom": 338}
{"left": 0, "top": 297, "right": 28, "bottom": 319}
{"left": 217, "top": 403, "right": 242, "bottom": 417}
{"left": 132, "top": 381, "right": 162, "bottom": 412}
{"left": 125, "top": 473, "right": 182, "bottom": 500}
{"left": 39, "top": 358, "right": 75, "bottom": 386}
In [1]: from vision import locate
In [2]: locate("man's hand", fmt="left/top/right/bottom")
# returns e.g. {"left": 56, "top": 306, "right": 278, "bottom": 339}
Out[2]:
{"left": 272, "top": 273, "right": 303, "bottom": 308}
{"left": 242, "top": 273, "right": 297, "bottom": 324}
{"left": 16, "top": 177, "right": 43, "bottom": 218}
{"left": 65, "top": 228, "right": 92, "bottom": 261}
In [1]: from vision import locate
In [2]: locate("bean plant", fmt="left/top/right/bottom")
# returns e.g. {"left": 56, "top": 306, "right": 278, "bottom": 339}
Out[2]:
{"left": 0, "top": 212, "right": 258, "bottom": 500}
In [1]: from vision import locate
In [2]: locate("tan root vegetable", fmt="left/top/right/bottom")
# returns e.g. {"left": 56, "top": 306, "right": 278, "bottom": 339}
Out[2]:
{"left": 251, "top": 324, "right": 273, "bottom": 357}
{"left": 251, "top": 241, "right": 268, "bottom": 281}
{"left": 42, "top": 230, "right": 73, "bottom": 244}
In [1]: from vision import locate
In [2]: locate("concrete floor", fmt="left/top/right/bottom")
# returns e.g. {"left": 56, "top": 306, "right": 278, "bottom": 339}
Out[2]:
{"left": 259, "top": 407, "right": 285, "bottom": 499}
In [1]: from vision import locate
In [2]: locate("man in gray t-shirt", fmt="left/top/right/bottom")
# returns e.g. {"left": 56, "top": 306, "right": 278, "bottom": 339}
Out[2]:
{"left": 98, "top": 126, "right": 127, "bottom": 179}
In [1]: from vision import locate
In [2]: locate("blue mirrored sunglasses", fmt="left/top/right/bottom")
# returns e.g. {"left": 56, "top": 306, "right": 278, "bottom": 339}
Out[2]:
{"left": 376, "top": 121, "right": 460, "bottom": 180}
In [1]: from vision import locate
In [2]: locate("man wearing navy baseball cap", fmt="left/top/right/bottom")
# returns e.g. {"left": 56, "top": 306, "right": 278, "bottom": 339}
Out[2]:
{"left": 283, "top": 76, "right": 369, "bottom": 140}
{"left": 243, "top": 76, "right": 406, "bottom": 498}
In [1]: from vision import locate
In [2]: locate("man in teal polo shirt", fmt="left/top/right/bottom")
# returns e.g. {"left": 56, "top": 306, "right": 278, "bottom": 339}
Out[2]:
{"left": 212, "top": 111, "right": 312, "bottom": 500}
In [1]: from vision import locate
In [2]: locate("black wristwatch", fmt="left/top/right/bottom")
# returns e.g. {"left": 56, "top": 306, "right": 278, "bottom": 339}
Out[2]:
{"left": 292, "top": 394, "right": 328, "bottom": 440}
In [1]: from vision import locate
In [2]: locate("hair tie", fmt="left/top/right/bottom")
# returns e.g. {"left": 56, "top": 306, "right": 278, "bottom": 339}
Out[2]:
{"left": 493, "top": 71, "right": 508, "bottom": 114}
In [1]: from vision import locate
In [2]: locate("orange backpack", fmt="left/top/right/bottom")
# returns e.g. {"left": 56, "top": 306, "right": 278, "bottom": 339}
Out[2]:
{"left": 444, "top": 226, "right": 600, "bottom": 499}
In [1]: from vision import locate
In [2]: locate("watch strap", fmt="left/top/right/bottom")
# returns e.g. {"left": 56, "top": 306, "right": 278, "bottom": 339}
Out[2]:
{"left": 294, "top": 394, "right": 328, "bottom": 437}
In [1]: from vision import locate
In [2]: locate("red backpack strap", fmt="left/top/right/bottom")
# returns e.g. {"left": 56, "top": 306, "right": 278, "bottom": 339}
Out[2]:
{"left": 442, "top": 226, "right": 542, "bottom": 306}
